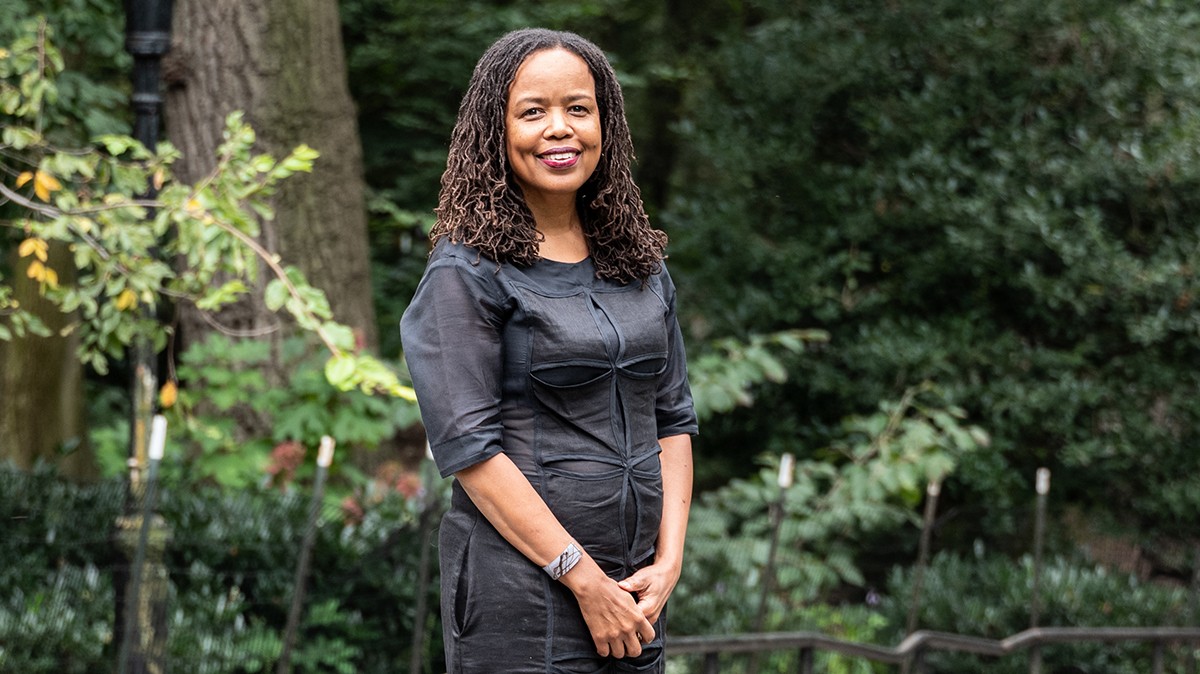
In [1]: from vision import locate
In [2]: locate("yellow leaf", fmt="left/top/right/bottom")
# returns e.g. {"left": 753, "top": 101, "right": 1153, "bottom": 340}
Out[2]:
{"left": 0, "top": 48, "right": 9, "bottom": 59}
{"left": 18, "top": 237, "right": 48, "bottom": 262}
{"left": 152, "top": 168, "right": 166, "bottom": 190}
{"left": 33, "top": 170, "right": 63, "bottom": 202}
{"left": 185, "top": 198, "right": 204, "bottom": 217}
{"left": 115, "top": 289, "right": 138, "bottom": 311}
{"left": 159, "top": 380, "right": 178, "bottom": 409}
{"left": 23, "top": 260, "right": 57, "bottom": 288}
{"left": 16, "top": 171, "right": 32, "bottom": 188}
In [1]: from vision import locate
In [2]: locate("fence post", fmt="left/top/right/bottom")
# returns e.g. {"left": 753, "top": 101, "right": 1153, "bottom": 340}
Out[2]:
{"left": 1029, "top": 467, "right": 1050, "bottom": 674}
{"left": 276, "top": 436, "right": 336, "bottom": 674}
{"left": 702, "top": 652, "right": 719, "bottom": 674}
{"left": 1152, "top": 642, "right": 1164, "bottom": 674}
{"left": 912, "top": 648, "right": 927, "bottom": 674}
{"left": 797, "top": 646, "right": 813, "bottom": 674}
{"left": 906, "top": 480, "right": 941, "bottom": 636}
{"left": 747, "top": 453, "right": 794, "bottom": 674}
{"left": 116, "top": 415, "right": 170, "bottom": 674}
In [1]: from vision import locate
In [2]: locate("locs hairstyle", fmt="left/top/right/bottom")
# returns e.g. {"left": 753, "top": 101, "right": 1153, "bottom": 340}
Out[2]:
{"left": 431, "top": 28, "right": 667, "bottom": 283}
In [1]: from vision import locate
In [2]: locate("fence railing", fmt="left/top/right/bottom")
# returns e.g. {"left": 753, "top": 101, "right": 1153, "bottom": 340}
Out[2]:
{"left": 668, "top": 627, "right": 1200, "bottom": 674}
{"left": 5, "top": 446, "right": 1197, "bottom": 674}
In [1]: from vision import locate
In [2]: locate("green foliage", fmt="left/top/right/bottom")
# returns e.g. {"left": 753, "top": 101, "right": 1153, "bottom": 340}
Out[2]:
{"left": 165, "top": 577, "right": 284, "bottom": 674}
{"left": 661, "top": 0, "right": 1200, "bottom": 544}
{"left": 879, "top": 550, "right": 1196, "bottom": 673}
{"left": 88, "top": 334, "right": 420, "bottom": 489}
{"left": 0, "top": 565, "right": 112, "bottom": 674}
{"left": 0, "top": 1, "right": 128, "bottom": 141}
{"left": 689, "top": 329, "right": 829, "bottom": 422}
{"left": 1, "top": 20, "right": 413, "bottom": 399}
{"left": 0, "top": 463, "right": 446, "bottom": 673}
{"left": 672, "top": 386, "right": 987, "bottom": 637}
{"left": 0, "top": 465, "right": 123, "bottom": 673}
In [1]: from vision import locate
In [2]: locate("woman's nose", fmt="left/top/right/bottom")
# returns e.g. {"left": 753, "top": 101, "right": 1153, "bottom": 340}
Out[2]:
{"left": 544, "top": 109, "right": 572, "bottom": 137}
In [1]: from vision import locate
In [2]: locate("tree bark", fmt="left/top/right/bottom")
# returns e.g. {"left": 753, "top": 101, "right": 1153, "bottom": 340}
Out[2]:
{"left": 0, "top": 244, "right": 94, "bottom": 480}
{"left": 163, "top": 0, "right": 377, "bottom": 356}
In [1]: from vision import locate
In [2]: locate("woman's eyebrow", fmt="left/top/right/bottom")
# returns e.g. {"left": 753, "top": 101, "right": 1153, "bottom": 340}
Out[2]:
{"left": 509, "top": 92, "right": 596, "bottom": 108}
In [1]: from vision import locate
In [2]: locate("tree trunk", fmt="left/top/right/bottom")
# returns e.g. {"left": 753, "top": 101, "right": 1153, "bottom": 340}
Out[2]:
{"left": 163, "top": 0, "right": 377, "bottom": 357}
{"left": 0, "top": 244, "right": 94, "bottom": 480}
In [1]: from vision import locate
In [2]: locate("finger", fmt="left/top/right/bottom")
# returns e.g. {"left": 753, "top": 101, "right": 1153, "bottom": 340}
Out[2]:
{"left": 594, "top": 638, "right": 611, "bottom": 658}
{"left": 635, "top": 615, "right": 656, "bottom": 644}
{"left": 617, "top": 573, "right": 645, "bottom": 592}
{"left": 622, "top": 634, "right": 642, "bottom": 659}
{"left": 635, "top": 597, "right": 661, "bottom": 622}
{"left": 610, "top": 638, "right": 629, "bottom": 660}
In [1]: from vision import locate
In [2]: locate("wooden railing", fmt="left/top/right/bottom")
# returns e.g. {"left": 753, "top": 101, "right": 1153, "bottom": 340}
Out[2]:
{"left": 668, "top": 626, "right": 1200, "bottom": 673}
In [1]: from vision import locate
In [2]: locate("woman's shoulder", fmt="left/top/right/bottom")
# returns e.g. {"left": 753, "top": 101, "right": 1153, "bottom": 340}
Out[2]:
{"left": 428, "top": 238, "right": 489, "bottom": 266}
{"left": 425, "top": 239, "right": 509, "bottom": 280}
{"left": 645, "top": 257, "right": 676, "bottom": 289}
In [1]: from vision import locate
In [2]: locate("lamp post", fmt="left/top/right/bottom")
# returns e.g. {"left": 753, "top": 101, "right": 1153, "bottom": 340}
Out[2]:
{"left": 123, "top": 0, "right": 173, "bottom": 487}
{"left": 115, "top": 3, "right": 174, "bottom": 672}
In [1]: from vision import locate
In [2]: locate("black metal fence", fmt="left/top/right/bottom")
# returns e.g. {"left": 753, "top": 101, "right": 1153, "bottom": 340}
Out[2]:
{"left": 3, "top": 450, "right": 1197, "bottom": 674}
{"left": 668, "top": 627, "right": 1200, "bottom": 673}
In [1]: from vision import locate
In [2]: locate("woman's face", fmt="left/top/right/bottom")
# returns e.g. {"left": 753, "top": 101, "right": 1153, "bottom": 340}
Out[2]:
{"left": 505, "top": 48, "right": 602, "bottom": 207}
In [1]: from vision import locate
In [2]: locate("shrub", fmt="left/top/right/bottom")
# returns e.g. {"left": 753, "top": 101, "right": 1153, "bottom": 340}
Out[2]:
{"left": 0, "top": 463, "right": 446, "bottom": 674}
{"left": 878, "top": 550, "right": 1196, "bottom": 673}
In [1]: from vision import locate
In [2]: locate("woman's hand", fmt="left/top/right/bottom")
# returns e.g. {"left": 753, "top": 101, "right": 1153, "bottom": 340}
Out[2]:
{"left": 617, "top": 560, "right": 681, "bottom": 623}
{"left": 562, "top": 561, "right": 656, "bottom": 658}
{"left": 620, "top": 434, "right": 692, "bottom": 623}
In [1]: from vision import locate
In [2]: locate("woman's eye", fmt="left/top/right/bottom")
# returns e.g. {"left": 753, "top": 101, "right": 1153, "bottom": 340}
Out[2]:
{"left": 569, "top": 105, "right": 590, "bottom": 114}
{"left": 521, "top": 108, "right": 543, "bottom": 118}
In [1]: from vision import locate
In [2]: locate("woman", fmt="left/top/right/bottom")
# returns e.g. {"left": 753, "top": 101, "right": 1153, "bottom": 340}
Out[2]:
{"left": 401, "top": 28, "right": 697, "bottom": 674}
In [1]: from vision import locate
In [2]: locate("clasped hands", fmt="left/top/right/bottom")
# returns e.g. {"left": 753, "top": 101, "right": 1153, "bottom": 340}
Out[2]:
{"left": 563, "top": 560, "right": 680, "bottom": 659}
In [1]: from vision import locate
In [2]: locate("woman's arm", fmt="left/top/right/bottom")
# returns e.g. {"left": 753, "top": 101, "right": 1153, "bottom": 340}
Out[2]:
{"left": 455, "top": 453, "right": 656, "bottom": 658}
{"left": 617, "top": 433, "right": 693, "bottom": 622}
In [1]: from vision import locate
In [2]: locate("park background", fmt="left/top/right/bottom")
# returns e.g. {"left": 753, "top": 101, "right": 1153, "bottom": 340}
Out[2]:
{"left": 2, "top": 0, "right": 1200, "bottom": 672}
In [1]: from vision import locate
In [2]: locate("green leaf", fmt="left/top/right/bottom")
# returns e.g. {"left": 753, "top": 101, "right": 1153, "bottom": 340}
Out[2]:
{"left": 195, "top": 279, "right": 249, "bottom": 311}
{"left": 2, "top": 125, "right": 41, "bottom": 149}
{"left": 322, "top": 322, "right": 356, "bottom": 351}
{"left": 324, "top": 355, "right": 357, "bottom": 390}
{"left": 264, "top": 279, "right": 289, "bottom": 311}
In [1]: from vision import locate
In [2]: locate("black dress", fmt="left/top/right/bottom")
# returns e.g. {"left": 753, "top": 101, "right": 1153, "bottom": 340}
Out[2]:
{"left": 400, "top": 241, "right": 698, "bottom": 673}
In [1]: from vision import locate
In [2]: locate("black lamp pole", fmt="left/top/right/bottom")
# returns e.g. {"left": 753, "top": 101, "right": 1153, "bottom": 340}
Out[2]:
{"left": 123, "top": 0, "right": 172, "bottom": 486}
{"left": 116, "top": 3, "right": 173, "bottom": 672}
{"left": 126, "top": 0, "right": 173, "bottom": 152}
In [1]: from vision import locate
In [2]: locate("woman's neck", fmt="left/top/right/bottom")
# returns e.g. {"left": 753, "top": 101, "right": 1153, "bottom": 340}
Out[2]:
{"left": 528, "top": 195, "right": 588, "bottom": 263}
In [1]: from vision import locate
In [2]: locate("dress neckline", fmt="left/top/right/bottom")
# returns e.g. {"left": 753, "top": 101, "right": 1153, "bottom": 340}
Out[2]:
{"left": 536, "top": 255, "right": 591, "bottom": 266}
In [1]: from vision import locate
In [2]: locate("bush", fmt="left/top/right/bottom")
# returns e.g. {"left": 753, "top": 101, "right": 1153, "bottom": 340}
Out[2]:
{"left": 878, "top": 550, "right": 1196, "bottom": 673}
{"left": 665, "top": 0, "right": 1200, "bottom": 550}
{"left": 0, "top": 463, "right": 445, "bottom": 674}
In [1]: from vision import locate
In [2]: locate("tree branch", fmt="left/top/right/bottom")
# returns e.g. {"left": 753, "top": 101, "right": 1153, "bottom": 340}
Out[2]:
{"left": 204, "top": 213, "right": 341, "bottom": 355}
{"left": 197, "top": 309, "right": 281, "bottom": 338}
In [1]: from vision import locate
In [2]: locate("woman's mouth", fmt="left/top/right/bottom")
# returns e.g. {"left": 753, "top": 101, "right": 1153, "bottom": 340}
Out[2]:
{"left": 538, "top": 149, "right": 581, "bottom": 168}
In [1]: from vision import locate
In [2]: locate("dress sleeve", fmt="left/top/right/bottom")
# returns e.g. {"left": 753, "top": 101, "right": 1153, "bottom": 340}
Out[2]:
{"left": 656, "top": 267, "right": 699, "bottom": 439}
{"left": 401, "top": 252, "right": 508, "bottom": 478}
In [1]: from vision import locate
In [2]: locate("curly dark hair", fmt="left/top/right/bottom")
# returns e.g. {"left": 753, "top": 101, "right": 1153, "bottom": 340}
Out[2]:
{"left": 430, "top": 28, "right": 667, "bottom": 283}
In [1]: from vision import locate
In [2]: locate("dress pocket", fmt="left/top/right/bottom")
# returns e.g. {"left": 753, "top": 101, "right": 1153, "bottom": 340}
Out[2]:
{"left": 439, "top": 508, "right": 479, "bottom": 636}
{"left": 543, "top": 460, "right": 626, "bottom": 567}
